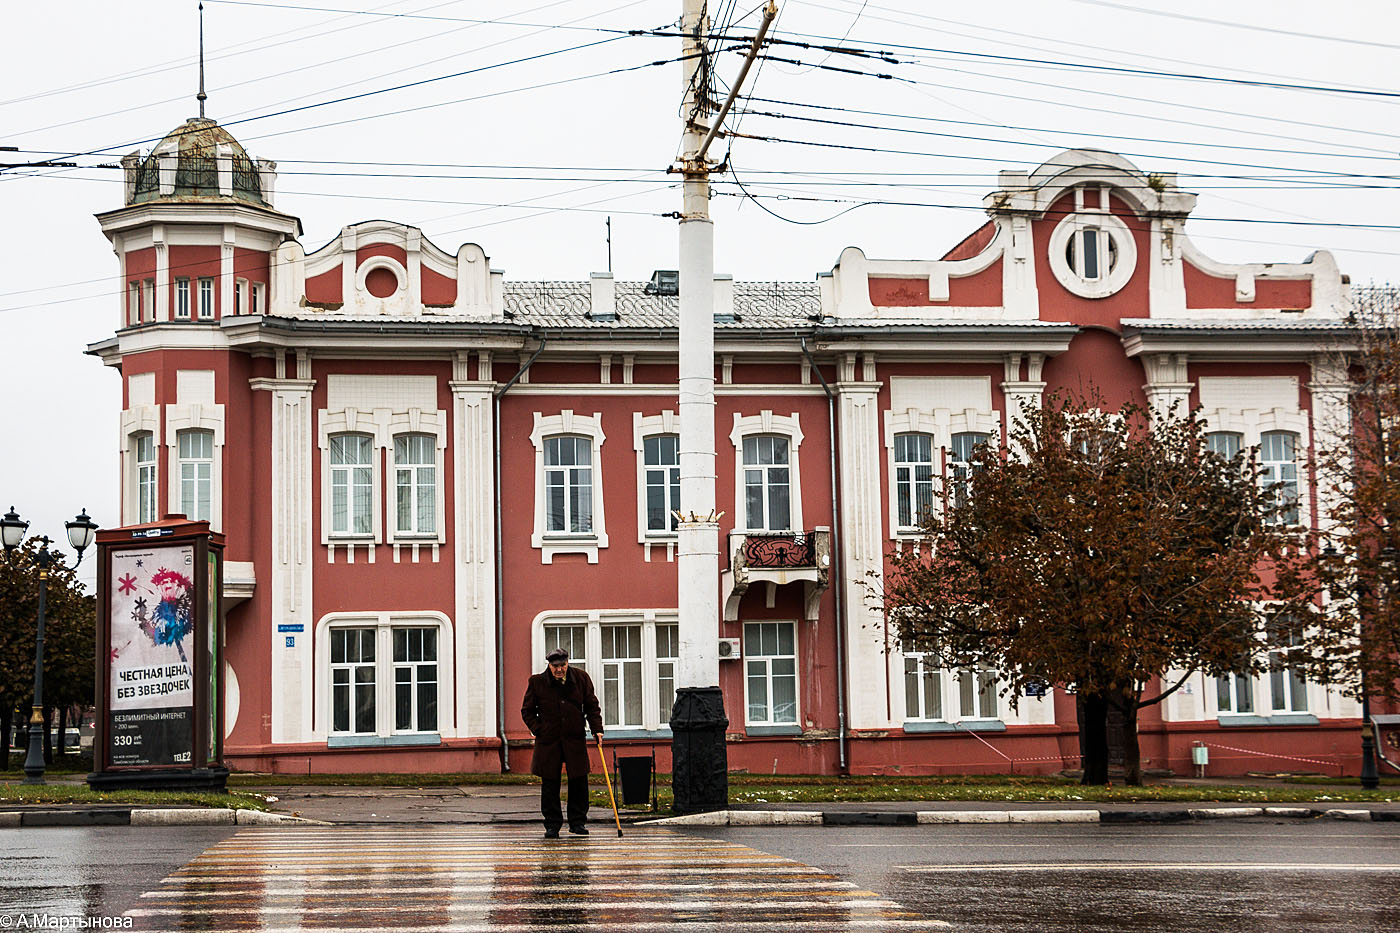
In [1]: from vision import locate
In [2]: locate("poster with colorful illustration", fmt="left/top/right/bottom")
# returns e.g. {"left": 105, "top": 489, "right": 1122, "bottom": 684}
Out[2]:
{"left": 108, "top": 545, "right": 195, "bottom": 767}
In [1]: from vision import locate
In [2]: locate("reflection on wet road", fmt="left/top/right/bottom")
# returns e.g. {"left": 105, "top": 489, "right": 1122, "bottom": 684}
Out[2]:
{"left": 124, "top": 825, "right": 950, "bottom": 931}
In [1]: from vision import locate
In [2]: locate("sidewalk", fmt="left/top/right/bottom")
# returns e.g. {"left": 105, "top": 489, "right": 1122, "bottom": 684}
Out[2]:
{"left": 4, "top": 775, "right": 1398, "bottom": 828}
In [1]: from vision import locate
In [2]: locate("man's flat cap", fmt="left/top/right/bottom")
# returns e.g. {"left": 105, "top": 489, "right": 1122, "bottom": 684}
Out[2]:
{"left": 546, "top": 648, "right": 569, "bottom": 663}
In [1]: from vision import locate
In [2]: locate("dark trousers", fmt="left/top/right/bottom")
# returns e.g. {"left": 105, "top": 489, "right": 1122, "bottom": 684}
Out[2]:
{"left": 541, "top": 774, "right": 591, "bottom": 829}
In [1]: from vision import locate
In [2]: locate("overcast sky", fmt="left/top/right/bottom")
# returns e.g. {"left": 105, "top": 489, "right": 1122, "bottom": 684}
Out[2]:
{"left": 2, "top": 0, "right": 1398, "bottom": 588}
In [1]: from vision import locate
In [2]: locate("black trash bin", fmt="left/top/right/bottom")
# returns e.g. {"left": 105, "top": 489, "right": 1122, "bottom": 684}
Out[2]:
{"left": 617, "top": 755, "right": 652, "bottom": 806}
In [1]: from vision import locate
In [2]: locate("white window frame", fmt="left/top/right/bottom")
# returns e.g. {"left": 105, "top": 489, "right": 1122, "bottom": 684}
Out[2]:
{"left": 174, "top": 277, "right": 191, "bottom": 319}
{"left": 316, "top": 612, "right": 454, "bottom": 742}
{"left": 1260, "top": 430, "right": 1301, "bottom": 526}
{"left": 121, "top": 396, "right": 161, "bottom": 526}
{"left": 391, "top": 625, "right": 440, "bottom": 734}
{"left": 1046, "top": 193, "right": 1137, "bottom": 300}
{"left": 318, "top": 405, "right": 448, "bottom": 555}
{"left": 634, "top": 411, "right": 681, "bottom": 542}
{"left": 128, "top": 281, "right": 141, "bottom": 325}
{"left": 743, "top": 620, "right": 799, "bottom": 727}
{"left": 175, "top": 428, "right": 215, "bottom": 523}
{"left": 250, "top": 281, "right": 265, "bottom": 316}
{"left": 891, "top": 432, "right": 935, "bottom": 533}
{"left": 730, "top": 411, "right": 804, "bottom": 534}
{"left": 235, "top": 277, "right": 248, "bottom": 316}
{"left": 883, "top": 408, "right": 1000, "bottom": 539}
{"left": 1200, "top": 407, "right": 1310, "bottom": 531}
{"left": 327, "top": 432, "right": 377, "bottom": 538}
{"left": 600, "top": 623, "right": 645, "bottom": 730}
{"left": 142, "top": 279, "right": 155, "bottom": 322}
{"left": 134, "top": 431, "right": 159, "bottom": 524}
{"left": 529, "top": 411, "right": 608, "bottom": 563}
{"left": 532, "top": 610, "right": 677, "bottom": 733}
{"left": 165, "top": 395, "right": 225, "bottom": 532}
{"left": 391, "top": 432, "right": 442, "bottom": 540}
{"left": 198, "top": 277, "right": 215, "bottom": 319}
{"left": 900, "top": 646, "right": 1012, "bottom": 726}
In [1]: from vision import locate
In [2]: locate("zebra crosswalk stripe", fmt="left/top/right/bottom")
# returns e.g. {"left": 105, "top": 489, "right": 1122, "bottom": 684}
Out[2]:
{"left": 124, "top": 825, "right": 952, "bottom": 931}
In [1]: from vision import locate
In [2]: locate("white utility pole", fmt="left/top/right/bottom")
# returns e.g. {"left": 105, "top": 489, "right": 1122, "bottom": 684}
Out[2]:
{"left": 671, "top": 0, "right": 777, "bottom": 813}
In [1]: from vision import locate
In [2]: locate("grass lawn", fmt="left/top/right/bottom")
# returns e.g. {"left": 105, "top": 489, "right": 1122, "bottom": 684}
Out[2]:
{"left": 0, "top": 782, "right": 271, "bottom": 810}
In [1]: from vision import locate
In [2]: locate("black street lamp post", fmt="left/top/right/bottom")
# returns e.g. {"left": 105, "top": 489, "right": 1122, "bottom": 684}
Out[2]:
{"left": 1, "top": 506, "right": 98, "bottom": 785}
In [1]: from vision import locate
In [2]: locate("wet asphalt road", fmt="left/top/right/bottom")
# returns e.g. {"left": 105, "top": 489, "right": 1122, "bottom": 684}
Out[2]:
{"left": 695, "top": 821, "right": 1400, "bottom": 932}
{"left": 3, "top": 820, "right": 1398, "bottom": 931}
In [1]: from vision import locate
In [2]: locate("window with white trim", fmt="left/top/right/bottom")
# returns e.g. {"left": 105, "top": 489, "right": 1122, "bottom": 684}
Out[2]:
{"left": 601, "top": 624, "right": 643, "bottom": 729}
{"left": 329, "top": 433, "right": 375, "bottom": 536}
{"left": 529, "top": 411, "right": 608, "bottom": 562}
{"left": 135, "top": 432, "right": 158, "bottom": 524}
{"left": 331, "top": 627, "right": 376, "bottom": 735}
{"left": 903, "top": 649, "right": 943, "bottom": 721}
{"left": 744, "top": 621, "right": 798, "bottom": 726}
{"left": 393, "top": 627, "right": 438, "bottom": 732}
{"left": 948, "top": 432, "right": 989, "bottom": 509}
{"left": 543, "top": 624, "right": 588, "bottom": 678}
{"left": 545, "top": 435, "right": 594, "bottom": 534}
{"left": 643, "top": 434, "right": 680, "bottom": 535}
{"left": 1260, "top": 431, "right": 1300, "bottom": 525}
{"left": 743, "top": 435, "right": 792, "bottom": 531}
{"left": 1267, "top": 623, "right": 1308, "bottom": 713}
{"left": 322, "top": 615, "right": 450, "bottom": 741}
{"left": 142, "top": 279, "right": 155, "bottom": 322}
{"left": 537, "top": 613, "right": 676, "bottom": 732}
{"left": 1215, "top": 671, "right": 1255, "bottom": 714}
{"left": 1207, "top": 431, "right": 1242, "bottom": 460}
{"left": 250, "top": 281, "right": 265, "bottom": 315}
{"left": 175, "top": 278, "right": 191, "bottom": 319}
{"left": 393, "top": 433, "right": 436, "bottom": 537}
{"left": 176, "top": 429, "right": 213, "bottom": 522}
{"left": 902, "top": 644, "right": 1002, "bottom": 724}
{"left": 656, "top": 623, "right": 678, "bottom": 724}
{"left": 127, "top": 282, "right": 141, "bottom": 325}
{"left": 893, "top": 433, "right": 934, "bottom": 531}
{"left": 198, "top": 277, "right": 215, "bottom": 319}
{"left": 1064, "top": 225, "right": 1118, "bottom": 282}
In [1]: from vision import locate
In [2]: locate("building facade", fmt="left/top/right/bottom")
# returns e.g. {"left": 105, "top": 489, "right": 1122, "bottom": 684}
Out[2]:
{"left": 88, "top": 118, "right": 1381, "bottom": 778}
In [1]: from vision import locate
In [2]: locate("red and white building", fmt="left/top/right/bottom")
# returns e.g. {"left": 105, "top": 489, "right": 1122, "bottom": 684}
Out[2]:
{"left": 88, "top": 116, "right": 1382, "bottom": 778}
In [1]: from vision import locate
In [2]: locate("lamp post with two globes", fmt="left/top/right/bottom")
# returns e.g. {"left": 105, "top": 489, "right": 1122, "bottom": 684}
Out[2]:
{"left": 0, "top": 506, "right": 99, "bottom": 785}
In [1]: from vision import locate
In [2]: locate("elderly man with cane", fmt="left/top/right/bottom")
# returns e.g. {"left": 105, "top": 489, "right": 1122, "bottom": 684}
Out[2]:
{"left": 521, "top": 647, "right": 605, "bottom": 838}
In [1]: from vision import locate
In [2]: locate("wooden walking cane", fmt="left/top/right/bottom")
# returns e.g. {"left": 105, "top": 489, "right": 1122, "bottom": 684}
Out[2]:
{"left": 595, "top": 734, "right": 623, "bottom": 837}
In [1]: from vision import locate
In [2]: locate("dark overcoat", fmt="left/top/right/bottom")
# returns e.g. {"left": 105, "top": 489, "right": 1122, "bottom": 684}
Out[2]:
{"left": 520, "top": 665, "right": 603, "bottom": 778}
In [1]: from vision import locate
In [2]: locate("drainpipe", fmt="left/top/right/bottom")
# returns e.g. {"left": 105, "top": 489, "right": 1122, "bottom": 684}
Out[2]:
{"left": 800, "top": 336, "right": 847, "bottom": 774}
{"left": 494, "top": 335, "right": 547, "bottom": 771}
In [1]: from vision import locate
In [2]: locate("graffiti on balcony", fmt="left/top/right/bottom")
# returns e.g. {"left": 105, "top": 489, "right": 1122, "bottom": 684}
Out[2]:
{"left": 741, "top": 532, "right": 816, "bottom": 569}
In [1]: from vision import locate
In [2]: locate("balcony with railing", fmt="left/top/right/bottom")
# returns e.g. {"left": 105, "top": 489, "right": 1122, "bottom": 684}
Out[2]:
{"left": 721, "top": 528, "right": 831, "bottom": 622}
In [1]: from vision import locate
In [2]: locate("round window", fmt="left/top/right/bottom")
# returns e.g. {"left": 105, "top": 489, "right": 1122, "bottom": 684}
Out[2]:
{"left": 365, "top": 266, "right": 399, "bottom": 299}
{"left": 1048, "top": 212, "right": 1136, "bottom": 299}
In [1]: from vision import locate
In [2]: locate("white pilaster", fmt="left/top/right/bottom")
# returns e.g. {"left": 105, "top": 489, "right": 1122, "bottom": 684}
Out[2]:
{"left": 252, "top": 367, "right": 316, "bottom": 744}
{"left": 451, "top": 361, "right": 497, "bottom": 739}
{"left": 1148, "top": 216, "right": 1187, "bottom": 317}
{"left": 1141, "top": 352, "right": 1192, "bottom": 419}
{"left": 1001, "top": 353, "right": 1046, "bottom": 449}
{"left": 1310, "top": 354, "right": 1351, "bottom": 539}
{"left": 220, "top": 224, "right": 235, "bottom": 319}
{"left": 837, "top": 370, "right": 890, "bottom": 729}
{"left": 153, "top": 224, "right": 169, "bottom": 321}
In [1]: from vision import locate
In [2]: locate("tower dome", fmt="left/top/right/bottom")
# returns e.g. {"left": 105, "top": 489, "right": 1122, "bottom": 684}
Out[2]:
{"left": 127, "top": 117, "right": 270, "bottom": 207}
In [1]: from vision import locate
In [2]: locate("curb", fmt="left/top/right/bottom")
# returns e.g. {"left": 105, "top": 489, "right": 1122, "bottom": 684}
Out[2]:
{"left": 642, "top": 806, "right": 1390, "bottom": 826}
{"left": 1, "top": 808, "right": 327, "bottom": 828}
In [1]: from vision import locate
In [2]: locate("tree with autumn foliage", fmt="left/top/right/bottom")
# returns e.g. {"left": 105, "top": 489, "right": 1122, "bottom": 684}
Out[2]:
{"left": 881, "top": 394, "right": 1299, "bottom": 785}
{"left": 0, "top": 538, "right": 94, "bottom": 768}
{"left": 1278, "top": 287, "right": 1400, "bottom": 708}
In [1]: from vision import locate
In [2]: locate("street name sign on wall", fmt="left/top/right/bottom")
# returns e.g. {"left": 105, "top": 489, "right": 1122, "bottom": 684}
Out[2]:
{"left": 88, "top": 517, "right": 228, "bottom": 791}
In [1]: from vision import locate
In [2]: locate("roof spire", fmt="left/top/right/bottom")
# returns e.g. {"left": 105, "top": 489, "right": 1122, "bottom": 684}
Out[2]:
{"left": 197, "top": 1, "right": 207, "bottom": 119}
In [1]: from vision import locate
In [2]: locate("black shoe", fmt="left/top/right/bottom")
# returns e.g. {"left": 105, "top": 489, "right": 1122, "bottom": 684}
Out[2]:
{"left": 544, "top": 827, "right": 560, "bottom": 839}
{"left": 568, "top": 824, "right": 589, "bottom": 835}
